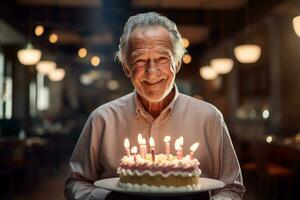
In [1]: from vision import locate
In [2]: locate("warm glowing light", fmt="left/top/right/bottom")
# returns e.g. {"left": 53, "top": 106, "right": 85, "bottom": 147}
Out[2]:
{"left": 78, "top": 48, "right": 87, "bottom": 58}
{"left": 262, "top": 109, "right": 270, "bottom": 119}
{"left": 124, "top": 138, "right": 130, "bottom": 148}
{"left": 88, "top": 71, "right": 100, "bottom": 80}
{"left": 163, "top": 136, "right": 171, "bottom": 143}
{"left": 35, "top": 25, "right": 44, "bottom": 36}
{"left": 91, "top": 56, "right": 100, "bottom": 66}
{"left": 17, "top": 43, "right": 42, "bottom": 65}
{"left": 210, "top": 58, "right": 234, "bottom": 74}
{"left": 138, "top": 134, "right": 143, "bottom": 144}
{"left": 182, "top": 38, "right": 190, "bottom": 48}
{"left": 131, "top": 146, "right": 137, "bottom": 154}
{"left": 293, "top": 15, "right": 300, "bottom": 37}
{"left": 266, "top": 136, "right": 273, "bottom": 143}
{"left": 80, "top": 74, "right": 93, "bottom": 85}
{"left": 182, "top": 54, "right": 192, "bottom": 64}
{"left": 179, "top": 136, "right": 184, "bottom": 145}
{"left": 36, "top": 60, "right": 56, "bottom": 75}
{"left": 234, "top": 44, "right": 261, "bottom": 63}
{"left": 149, "top": 137, "right": 155, "bottom": 147}
{"left": 107, "top": 80, "right": 119, "bottom": 91}
{"left": 48, "top": 68, "right": 65, "bottom": 81}
{"left": 49, "top": 33, "right": 58, "bottom": 43}
{"left": 175, "top": 139, "right": 181, "bottom": 151}
{"left": 141, "top": 138, "right": 146, "bottom": 145}
{"left": 199, "top": 66, "right": 218, "bottom": 80}
{"left": 190, "top": 142, "right": 199, "bottom": 152}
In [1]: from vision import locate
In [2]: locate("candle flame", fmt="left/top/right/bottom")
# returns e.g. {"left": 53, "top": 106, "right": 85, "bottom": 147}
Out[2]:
{"left": 131, "top": 146, "right": 137, "bottom": 154}
{"left": 124, "top": 138, "right": 130, "bottom": 148}
{"left": 179, "top": 136, "right": 184, "bottom": 145}
{"left": 149, "top": 137, "right": 155, "bottom": 147}
{"left": 138, "top": 133, "right": 143, "bottom": 144}
{"left": 175, "top": 139, "right": 181, "bottom": 151}
{"left": 163, "top": 136, "right": 171, "bottom": 143}
{"left": 190, "top": 142, "right": 199, "bottom": 152}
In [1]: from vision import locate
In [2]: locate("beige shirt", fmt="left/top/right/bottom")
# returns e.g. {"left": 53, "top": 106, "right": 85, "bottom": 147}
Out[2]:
{"left": 65, "top": 86, "right": 245, "bottom": 200}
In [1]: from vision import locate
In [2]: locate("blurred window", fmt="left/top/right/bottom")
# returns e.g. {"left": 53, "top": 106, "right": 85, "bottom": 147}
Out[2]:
{"left": 0, "top": 52, "right": 12, "bottom": 119}
{"left": 37, "top": 73, "right": 49, "bottom": 111}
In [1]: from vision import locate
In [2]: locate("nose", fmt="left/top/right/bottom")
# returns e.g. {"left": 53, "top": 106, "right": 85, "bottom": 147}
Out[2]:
{"left": 145, "top": 59, "right": 160, "bottom": 77}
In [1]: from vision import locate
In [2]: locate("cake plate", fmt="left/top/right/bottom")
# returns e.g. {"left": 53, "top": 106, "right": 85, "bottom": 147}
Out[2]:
{"left": 94, "top": 177, "right": 225, "bottom": 196}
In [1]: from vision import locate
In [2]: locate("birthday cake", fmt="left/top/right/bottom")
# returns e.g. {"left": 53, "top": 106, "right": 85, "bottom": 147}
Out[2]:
{"left": 117, "top": 135, "right": 201, "bottom": 189}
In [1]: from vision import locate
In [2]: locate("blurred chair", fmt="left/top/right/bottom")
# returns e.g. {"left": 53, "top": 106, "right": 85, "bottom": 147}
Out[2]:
{"left": 0, "top": 139, "right": 35, "bottom": 198}
{"left": 241, "top": 139, "right": 294, "bottom": 200}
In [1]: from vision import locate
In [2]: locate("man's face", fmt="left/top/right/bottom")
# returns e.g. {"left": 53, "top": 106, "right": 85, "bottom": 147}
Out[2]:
{"left": 123, "top": 26, "right": 178, "bottom": 103}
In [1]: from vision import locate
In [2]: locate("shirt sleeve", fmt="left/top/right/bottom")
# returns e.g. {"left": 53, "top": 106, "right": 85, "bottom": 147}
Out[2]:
{"left": 210, "top": 111, "right": 246, "bottom": 200}
{"left": 65, "top": 113, "right": 110, "bottom": 200}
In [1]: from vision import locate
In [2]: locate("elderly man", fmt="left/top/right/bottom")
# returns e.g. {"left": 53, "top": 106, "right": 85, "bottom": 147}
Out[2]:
{"left": 65, "top": 12, "right": 245, "bottom": 200}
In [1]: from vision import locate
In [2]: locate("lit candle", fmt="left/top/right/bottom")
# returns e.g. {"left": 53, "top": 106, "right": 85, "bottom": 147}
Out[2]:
{"left": 141, "top": 138, "right": 147, "bottom": 159}
{"left": 149, "top": 137, "right": 155, "bottom": 162}
{"left": 179, "top": 136, "right": 184, "bottom": 146}
{"left": 124, "top": 138, "right": 130, "bottom": 156}
{"left": 163, "top": 136, "right": 171, "bottom": 156}
{"left": 179, "top": 137, "right": 184, "bottom": 159}
{"left": 175, "top": 139, "right": 183, "bottom": 159}
{"left": 138, "top": 133, "right": 143, "bottom": 156}
{"left": 131, "top": 146, "right": 137, "bottom": 162}
{"left": 189, "top": 142, "right": 199, "bottom": 159}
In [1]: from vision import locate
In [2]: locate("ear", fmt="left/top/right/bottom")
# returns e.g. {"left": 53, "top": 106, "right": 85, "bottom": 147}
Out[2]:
{"left": 122, "top": 61, "right": 131, "bottom": 78}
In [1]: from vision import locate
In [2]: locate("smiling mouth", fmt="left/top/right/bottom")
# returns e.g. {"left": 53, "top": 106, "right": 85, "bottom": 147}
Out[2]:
{"left": 144, "top": 79, "right": 164, "bottom": 85}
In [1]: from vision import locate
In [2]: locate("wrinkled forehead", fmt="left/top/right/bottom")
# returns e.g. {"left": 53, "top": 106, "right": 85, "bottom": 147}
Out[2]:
{"left": 126, "top": 26, "right": 175, "bottom": 58}
{"left": 130, "top": 47, "right": 172, "bottom": 58}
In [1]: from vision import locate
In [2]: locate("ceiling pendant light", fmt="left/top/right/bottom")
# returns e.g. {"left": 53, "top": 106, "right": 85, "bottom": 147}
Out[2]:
{"left": 34, "top": 25, "right": 44, "bottom": 36}
{"left": 182, "top": 54, "right": 192, "bottom": 64}
{"left": 292, "top": 15, "right": 300, "bottom": 37}
{"left": 49, "top": 68, "right": 65, "bottom": 81}
{"left": 36, "top": 60, "right": 56, "bottom": 75}
{"left": 234, "top": 44, "right": 261, "bottom": 63}
{"left": 232, "top": 1, "right": 262, "bottom": 64}
{"left": 199, "top": 66, "right": 218, "bottom": 80}
{"left": 210, "top": 58, "right": 234, "bottom": 74}
{"left": 182, "top": 38, "right": 190, "bottom": 48}
{"left": 91, "top": 56, "right": 101, "bottom": 67}
{"left": 17, "top": 43, "right": 42, "bottom": 66}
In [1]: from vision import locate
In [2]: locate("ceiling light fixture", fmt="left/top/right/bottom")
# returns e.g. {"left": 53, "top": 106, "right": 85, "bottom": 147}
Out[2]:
{"left": 292, "top": 15, "right": 300, "bottom": 37}
{"left": 91, "top": 56, "right": 100, "bottom": 67}
{"left": 49, "top": 68, "right": 65, "bottom": 81}
{"left": 17, "top": 43, "right": 42, "bottom": 65}
{"left": 182, "top": 38, "right": 190, "bottom": 48}
{"left": 49, "top": 33, "right": 58, "bottom": 43}
{"left": 36, "top": 60, "right": 56, "bottom": 75}
{"left": 78, "top": 48, "right": 88, "bottom": 58}
{"left": 182, "top": 54, "right": 192, "bottom": 64}
{"left": 35, "top": 25, "right": 44, "bottom": 36}
{"left": 210, "top": 58, "right": 234, "bottom": 74}
{"left": 199, "top": 66, "right": 218, "bottom": 80}
{"left": 234, "top": 44, "right": 261, "bottom": 63}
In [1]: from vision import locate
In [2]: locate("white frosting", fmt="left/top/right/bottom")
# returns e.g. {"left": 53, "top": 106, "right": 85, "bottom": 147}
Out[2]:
{"left": 117, "top": 167, "right": 202, "bottom": 177}
{"left": 120, "top": 154, "right": 200, "bottom": 169}
{"left": 117, "top": 181, "right": 202, "bottom": 191}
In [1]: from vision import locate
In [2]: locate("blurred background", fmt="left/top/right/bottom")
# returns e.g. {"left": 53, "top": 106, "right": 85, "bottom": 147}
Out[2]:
{"left": 0, "top": 0, "right": 299, "bottom": 199}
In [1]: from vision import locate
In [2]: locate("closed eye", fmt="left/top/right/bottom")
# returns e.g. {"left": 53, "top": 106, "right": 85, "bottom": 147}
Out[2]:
{"left": 134, "top": 59, "right": 147, "bottom": 67}
{"left": 157, "top": 57, "right": 169, "bottom": 64}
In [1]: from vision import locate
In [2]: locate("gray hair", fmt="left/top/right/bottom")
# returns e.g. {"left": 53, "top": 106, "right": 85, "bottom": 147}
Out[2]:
{"left": 115, "top": 12, "right": 186, "bottom": 64}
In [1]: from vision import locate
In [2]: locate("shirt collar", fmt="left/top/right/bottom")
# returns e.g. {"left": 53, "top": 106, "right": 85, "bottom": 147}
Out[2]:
{"left": 133, "top": 84, "right": 179, "bottom": 121}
